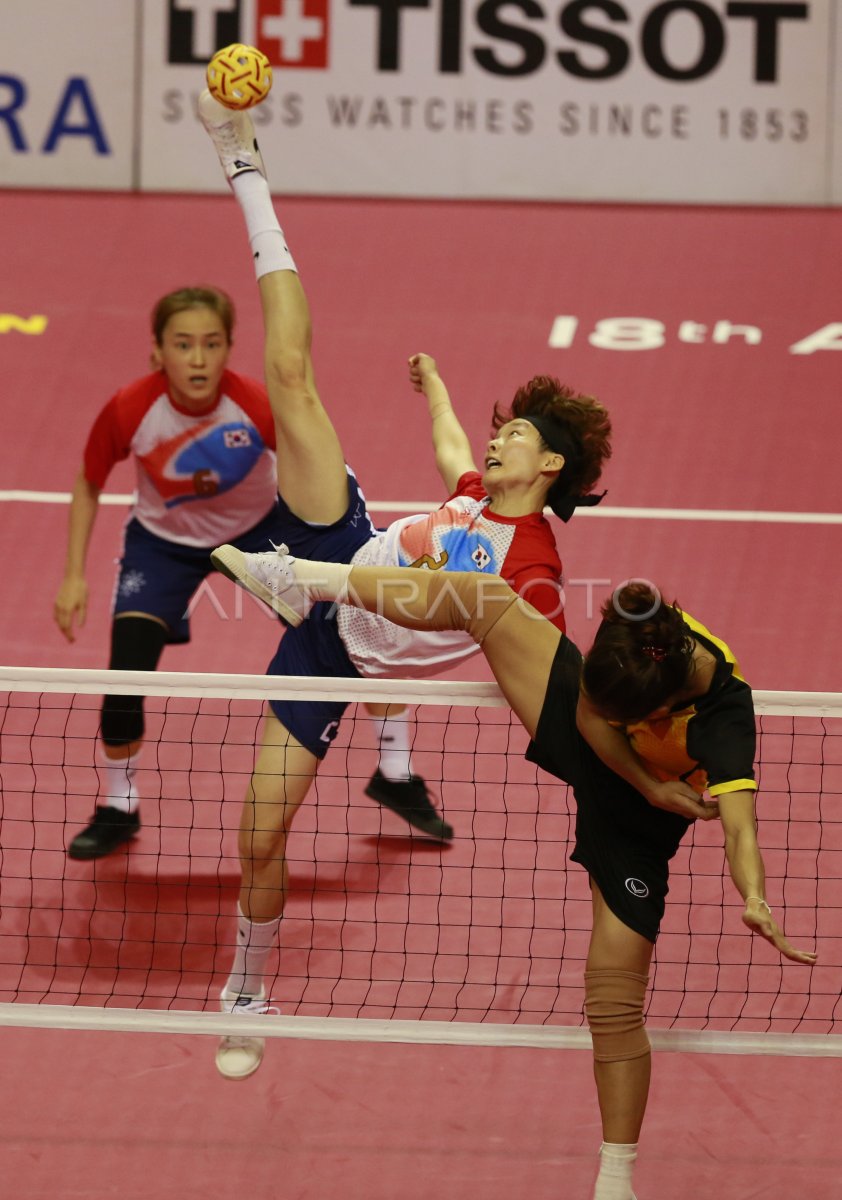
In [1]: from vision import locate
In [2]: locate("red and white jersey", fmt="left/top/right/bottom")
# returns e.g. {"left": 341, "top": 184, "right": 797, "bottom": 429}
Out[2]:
{"left": 339, "top": 472, "right": 565, "bottom": 678}
{"left": 83, "top": 370, "right": 277, "bottom": 547}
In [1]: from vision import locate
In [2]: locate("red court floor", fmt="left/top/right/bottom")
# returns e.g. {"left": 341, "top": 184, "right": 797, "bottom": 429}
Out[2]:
{"left": 1, "top": 188, "right": 841, "bottom": 1198}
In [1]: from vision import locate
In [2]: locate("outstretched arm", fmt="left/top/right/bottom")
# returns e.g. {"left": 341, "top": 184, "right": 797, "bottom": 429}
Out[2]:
{"left": 718, "top": 789, "right": 817, "bottom": 965}
{"left": 409, "top": 353, "right": 477, "bottom": 493}
{"left": 575, "top": 692, "right": 718, "bottom": 821}
{"left": 54, "top": 469, "right": 101, "bottom": 643}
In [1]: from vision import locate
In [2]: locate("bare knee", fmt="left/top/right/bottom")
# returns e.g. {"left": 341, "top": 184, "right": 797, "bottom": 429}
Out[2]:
{"left": 239, "top": 823, "right": 287, "bottom": 868}
{"left": 265, "top": 346, "right": 310, "bottom": 397}
{"left": 239, "top": 773, "right": 301, "bottom": 867}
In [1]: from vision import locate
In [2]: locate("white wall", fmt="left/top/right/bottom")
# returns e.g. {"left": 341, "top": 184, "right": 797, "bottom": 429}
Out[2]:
{"left": 1, "top": 0, "right": 839, "bottom": 203}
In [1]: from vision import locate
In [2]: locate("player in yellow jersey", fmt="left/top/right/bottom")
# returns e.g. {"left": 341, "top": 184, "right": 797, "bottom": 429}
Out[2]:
{"left": 228, "top": 556, "right": 816, "bottom": 1200}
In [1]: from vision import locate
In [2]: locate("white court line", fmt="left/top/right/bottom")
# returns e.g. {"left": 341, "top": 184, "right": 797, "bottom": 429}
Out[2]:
{"left": 1, "top": 489, "right": 841, "bottom": 524}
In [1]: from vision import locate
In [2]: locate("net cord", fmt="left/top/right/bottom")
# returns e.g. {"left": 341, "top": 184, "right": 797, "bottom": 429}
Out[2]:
{"left": 0, "top": 1003, "right": 840, "bottom": 1057}
{"left": 0, "top": 666, "right": 840, "bottom": 716}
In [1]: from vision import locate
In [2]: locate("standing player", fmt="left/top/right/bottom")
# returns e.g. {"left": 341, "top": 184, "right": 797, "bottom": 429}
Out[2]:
{"left": 224, "top": 554, "right": 817, "bottom": 1200}
{"left": 197, "top": 89, "right": 612, "bottom": 1079}
{"left": 53, "top": 286, "right": 435, "bottom": 859}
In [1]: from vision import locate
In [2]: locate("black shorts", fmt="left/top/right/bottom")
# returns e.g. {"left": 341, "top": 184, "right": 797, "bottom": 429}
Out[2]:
{"left": 525, "top": 637, "right": 692, "bottom": 943}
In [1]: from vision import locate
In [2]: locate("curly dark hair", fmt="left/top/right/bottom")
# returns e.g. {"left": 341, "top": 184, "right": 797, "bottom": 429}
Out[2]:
{"left": 581, "top": 581, "right": 696, "bottom": 723}
{"left": 492, "top": 376, "right": 612, "bottom": 503}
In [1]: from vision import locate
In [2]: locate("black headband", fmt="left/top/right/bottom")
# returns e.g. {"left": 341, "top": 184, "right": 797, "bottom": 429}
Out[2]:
{"left": 521, "top": 414, "right": 580, "bottom": 463}
{"left": 520, "top": 415, "right": 606, "bottom": 523}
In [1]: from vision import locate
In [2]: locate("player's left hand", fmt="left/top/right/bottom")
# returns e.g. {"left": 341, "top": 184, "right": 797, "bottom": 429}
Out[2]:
{"left": 742, "top": 898, "right": 818, "bottom": 965}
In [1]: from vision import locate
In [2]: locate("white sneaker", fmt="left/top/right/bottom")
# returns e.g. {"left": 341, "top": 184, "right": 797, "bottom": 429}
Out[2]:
{"left": 216, "top": 986, "right": 279, "bottom": 1080}
{"left": 210, "top": 541, "right": 310, "bottom": 626}
{"left": 198, "top": 89, "right": 267, "bottom": 182}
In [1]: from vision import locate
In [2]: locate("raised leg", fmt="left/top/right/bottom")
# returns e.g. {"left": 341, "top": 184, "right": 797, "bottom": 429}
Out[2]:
{"left": 199, "top": 91, "right": 348, "bottom": 524}
{"left": 256, "top": 269, "right": 348, "bottom": 523}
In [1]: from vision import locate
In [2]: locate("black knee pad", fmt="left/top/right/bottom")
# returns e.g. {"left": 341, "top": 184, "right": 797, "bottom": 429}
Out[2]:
{"left": 100, "top": 616, "right": 168, "bottom": 746}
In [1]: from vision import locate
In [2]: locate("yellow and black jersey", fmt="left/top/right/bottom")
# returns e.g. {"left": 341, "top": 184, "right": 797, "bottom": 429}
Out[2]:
{"left": 525, "top": 614, "right": 758, "bottom": 943}
{"left": 621, "top": 611, "right": 757, "bottom": 798}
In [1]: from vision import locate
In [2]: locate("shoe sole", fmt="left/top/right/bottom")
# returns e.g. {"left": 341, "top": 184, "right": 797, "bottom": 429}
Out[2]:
{"left": 364, "top": 784, "right": 454, "bottom": 842}
{"left": 66, "top": 829, "right": 139, "bottom": 860}
{"left": 217, "top": 987, "right": 268, "bottom": 1080}
{"left": 211, "top": 546, "right": 303, "bottom": 627}
{"left": 198, "top": 91, "right": 268, "bottom": 181}
{"left": 215, "top": 1042, "right": 264, "bottom": 1081}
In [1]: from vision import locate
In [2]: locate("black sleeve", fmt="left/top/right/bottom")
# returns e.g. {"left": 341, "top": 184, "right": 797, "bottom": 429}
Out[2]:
{"left": 687, "top": 677, "right": 757, "bottom": 793}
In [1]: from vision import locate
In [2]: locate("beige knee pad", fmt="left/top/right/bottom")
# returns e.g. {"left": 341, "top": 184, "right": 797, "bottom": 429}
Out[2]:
{"left": 584, "top": 969, "right": 651, "bottom": 1063}
{"left": 423, "top": 572, "right": 520, "bottom": 643}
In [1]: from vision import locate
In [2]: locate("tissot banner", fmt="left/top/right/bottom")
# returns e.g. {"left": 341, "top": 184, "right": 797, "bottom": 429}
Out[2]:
{"left": 1, "top": 1, "right": 839, "bottom": 203}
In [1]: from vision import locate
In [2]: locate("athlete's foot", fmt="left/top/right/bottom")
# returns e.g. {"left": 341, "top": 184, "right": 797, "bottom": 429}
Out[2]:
{"left": 365, "top": 771, "right": 454, "bottom": 842}
{"left": 67, "top": 806, "right": 140, "bottom": 860}
{"left": 216, "top": 986, "right": 279, "bottom": 1080}
{"left": 593, "top": 1144, "right": 638, "bottom": 1200}
{"left": 210, "top": 542, "right": 311, "bottom": 626}
{"left": 198, "top": 89, "right": 267, "bottom": 182}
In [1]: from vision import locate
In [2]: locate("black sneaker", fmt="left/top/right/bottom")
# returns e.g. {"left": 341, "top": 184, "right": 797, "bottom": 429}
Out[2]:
{"left": 67, "top": 806, "right": 141, "bottom": 860}
{"left": 364, "top": 770, "right": 454, "bottom": 842}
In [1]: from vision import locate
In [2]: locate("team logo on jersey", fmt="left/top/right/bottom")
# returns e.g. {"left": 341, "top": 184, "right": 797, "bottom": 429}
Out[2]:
{"left": 625, "top": 877, "right": 650, "bottom": 899}
{"left": 223, "top": 428, "right": 253, "bottom": 449}
{"left": 138, "top": 422, "right": 266, "bottom": 507}
{"left": 438, "top": 527, "right": 497, "bottom": 573}
{"left": 397, "top": 495, "right": 513, "bottom": 579}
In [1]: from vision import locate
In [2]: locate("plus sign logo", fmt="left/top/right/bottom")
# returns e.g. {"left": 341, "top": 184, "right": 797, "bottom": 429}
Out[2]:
{"left": 168, "top": 0, "right": 329, "bottom": 70}
{"left": 259, "top": 0, "right": 329, "bottom": 68}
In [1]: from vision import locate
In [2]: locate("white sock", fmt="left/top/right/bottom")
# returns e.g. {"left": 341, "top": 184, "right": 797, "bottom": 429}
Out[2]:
{"left": 231, "top": 171, "right": 297, "bottom": 278}
{"left": 226, "top": 905, "right": 281, "bottom": 999}
{"left": 99, "top": 749, "right": 141, "bottom": 815}
{"left": 593, "top": 1143, "right": 638, "bottom": 1200}
{"left": 372, "top": 712, "right": 413, "bottom": 781}
{"left": 290, "top": 558, "right": 352, "bottom": 604}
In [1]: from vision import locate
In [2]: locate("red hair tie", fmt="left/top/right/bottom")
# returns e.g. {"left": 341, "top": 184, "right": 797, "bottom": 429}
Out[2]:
{"left": 641, "top": 644, "right": 668, "bottom": 662}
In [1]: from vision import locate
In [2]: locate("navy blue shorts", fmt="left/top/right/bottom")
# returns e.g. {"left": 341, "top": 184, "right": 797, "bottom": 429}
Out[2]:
{"left": 266, "top": 471, "right": 377, "bottom": 758}
{"left": 112, "top": 503, "right": 284, "bottom": 643}
{"left": 525, "top": 637, "right": 692, "bottom": 943}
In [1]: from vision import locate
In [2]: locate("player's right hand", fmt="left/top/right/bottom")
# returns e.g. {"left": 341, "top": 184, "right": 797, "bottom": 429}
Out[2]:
{"left": 644, "top": 778, "right": 719, "bottom": 821}
{"left": 54, "top": 577, "right": 88, "bottom": 643}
